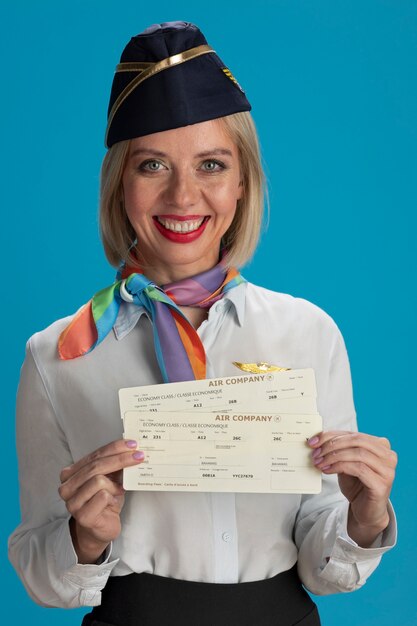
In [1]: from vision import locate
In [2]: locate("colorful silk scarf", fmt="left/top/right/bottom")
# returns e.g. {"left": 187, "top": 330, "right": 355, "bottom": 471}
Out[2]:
{"left": 58, "top": 259, "right": 246, "bottom": 382}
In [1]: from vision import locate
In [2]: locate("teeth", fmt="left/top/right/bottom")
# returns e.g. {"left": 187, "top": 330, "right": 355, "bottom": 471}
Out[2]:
{"left": 157, "top": 217, "right": 205, "bottom": 233}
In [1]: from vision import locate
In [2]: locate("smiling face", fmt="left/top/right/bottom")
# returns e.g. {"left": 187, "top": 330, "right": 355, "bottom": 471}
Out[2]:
{"left": 122, "top": 118, "right": 243, "bottom": 284}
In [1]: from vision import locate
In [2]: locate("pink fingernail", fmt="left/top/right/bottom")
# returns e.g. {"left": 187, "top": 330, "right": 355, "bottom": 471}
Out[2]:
{"left": 321, "top": 465, "right": 331, "bottom": 470}
{"left": 312, "top": 447, "right": 322, "bottom": 458}
{"left": 126, "top": 440, "right": 137, "bottom": 448}
{"left": 133, "top": 451, "right": 145, "bottom": 460}
{"left": 308, "top": 436, "right": 320, "bottom": 445}
{"left": 313, "top": 456, "right": 324, "bottom": 465}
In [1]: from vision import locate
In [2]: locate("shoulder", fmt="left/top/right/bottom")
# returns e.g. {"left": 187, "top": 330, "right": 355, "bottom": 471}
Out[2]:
{"left": 245, "top": 282, "right": 341, "bottom": 335}
{"left": 25, "top": 310, "right": 80, "bottom": 368}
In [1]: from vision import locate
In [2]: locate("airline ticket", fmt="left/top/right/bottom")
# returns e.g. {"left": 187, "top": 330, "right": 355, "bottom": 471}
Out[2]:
{"left": 120, "top": 369, "right": 322, "bottom": 494}
{"left": 119, "top": 369, "right": 318, "bottom": 415}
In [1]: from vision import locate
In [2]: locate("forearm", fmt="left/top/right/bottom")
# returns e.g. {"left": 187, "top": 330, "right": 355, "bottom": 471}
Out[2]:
{"left": 346, "top": 504, "right": 390, "bottom": 548}
{"left": 9, "top": 517, "right": 115, "bottom": 608}
{"left": 10, "top": 343, "right": 118, "bottom": 607}
{"left": 296, "top": 497, "right": 397, "bottom": 596}
{"left": 69, "top": 517, "right": 110, "bottom": 564}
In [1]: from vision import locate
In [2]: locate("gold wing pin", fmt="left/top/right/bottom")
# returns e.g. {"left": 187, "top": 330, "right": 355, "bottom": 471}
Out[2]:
{"left": 232, "top": 362, "right": 291, "bottom": 373}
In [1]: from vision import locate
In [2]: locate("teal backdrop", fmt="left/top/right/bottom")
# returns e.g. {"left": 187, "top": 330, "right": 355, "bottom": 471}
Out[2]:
{"left": 2, "top": 1, "right": 415, "bottom": 624}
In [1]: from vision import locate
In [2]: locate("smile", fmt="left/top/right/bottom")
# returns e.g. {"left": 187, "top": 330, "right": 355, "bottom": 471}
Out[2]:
{"left": 153, "top": 215, "right": 210, "bottom": 243}
{"left": 156, "top": 216, "right": 206, "bottom": 233}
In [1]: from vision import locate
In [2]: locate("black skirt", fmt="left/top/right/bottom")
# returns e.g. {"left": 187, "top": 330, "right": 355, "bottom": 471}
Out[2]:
{"left": 81, "top": 564, "right": 321, "bottom": 626}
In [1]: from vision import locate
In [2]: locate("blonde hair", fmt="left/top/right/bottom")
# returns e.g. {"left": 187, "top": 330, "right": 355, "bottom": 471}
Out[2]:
{"left": 99, "top": 111, "right": 267, "bottom": 269}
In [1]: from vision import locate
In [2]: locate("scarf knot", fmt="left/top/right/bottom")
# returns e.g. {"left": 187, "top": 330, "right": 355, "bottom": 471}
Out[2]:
{"left": 58, "top": 260, "right": 245, "bottom": 382}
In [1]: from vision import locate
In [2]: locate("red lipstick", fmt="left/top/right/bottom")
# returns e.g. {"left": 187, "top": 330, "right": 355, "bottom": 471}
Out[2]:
{"left": 156, "top": 214, "right": 204, "bottom": 221}
{"left": 153, "top": 216, "right": 209, "bottom": 243}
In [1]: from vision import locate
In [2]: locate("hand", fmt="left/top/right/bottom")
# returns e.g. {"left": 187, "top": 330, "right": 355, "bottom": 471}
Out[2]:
{"left": 308, "top": 430, "right": 397, "bottom": 546}
{"left": 58, "top": 439, "right": 145, "bottom": 563}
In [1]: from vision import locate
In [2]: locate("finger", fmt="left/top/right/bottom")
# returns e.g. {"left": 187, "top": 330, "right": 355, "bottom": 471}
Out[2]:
{"left": 59, "top": 449, "right": 144, "bottom": 501}
{"left": 60, "top": 438, "right": 138, "bottom": 483}
{"left": 312, "top": 447, "right": 397, "bottom": 478}
{"left": 107, "top": 469, "right": 124, "bottom": 485}
{"left": 310, "top": 432, "right": 394, "bottom": 461}
{"left": 321, "top": 431, "right": 392, "bottom": 449}
{"left": 307, "top": 431, "right": 351, "bottom": 447}
{"left": 74, "top": 489, "right": 121, "bottom": 530}
{"left": 64, "top": 474, "right": 125, "bottom": 515}
{"left": 319, "top": 461, "right": 393, "bottom": 497}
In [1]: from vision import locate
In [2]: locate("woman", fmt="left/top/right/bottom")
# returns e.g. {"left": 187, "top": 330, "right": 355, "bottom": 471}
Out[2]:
{"left": 9, "top": 21, "right": 397, "bottom": 626}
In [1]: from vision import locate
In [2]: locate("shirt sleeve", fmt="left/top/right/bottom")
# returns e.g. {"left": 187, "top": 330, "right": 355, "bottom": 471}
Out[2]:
{"left": 294, "top": 321, "right": 397, "bottom": 595}
{"left": 8, "top": 340, "right": 119, "bottom": 608}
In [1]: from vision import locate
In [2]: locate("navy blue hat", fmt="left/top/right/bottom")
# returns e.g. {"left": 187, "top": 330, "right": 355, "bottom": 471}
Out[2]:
{"left": 105, "top": 21, "right": 251, "bottom": 147}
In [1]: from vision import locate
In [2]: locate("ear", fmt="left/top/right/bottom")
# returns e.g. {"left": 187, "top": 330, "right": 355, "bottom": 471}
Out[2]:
{"left": 236, "top": 178, "right": 244, "bottom": 200}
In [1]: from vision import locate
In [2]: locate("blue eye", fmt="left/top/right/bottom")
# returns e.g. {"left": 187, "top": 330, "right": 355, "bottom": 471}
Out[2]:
{"left": 140, "top": 160, "right": 163, "bottom": 172}
{"left": 202, "top": 160, "right": 225, "bottom": 172}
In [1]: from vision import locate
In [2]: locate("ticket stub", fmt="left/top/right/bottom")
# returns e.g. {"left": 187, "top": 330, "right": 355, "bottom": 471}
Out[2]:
{"left": 122, "top": 410, "right": 322, "bottom": 494}
{"left": 119, "top": 368, "right": 318, "bottom": 416}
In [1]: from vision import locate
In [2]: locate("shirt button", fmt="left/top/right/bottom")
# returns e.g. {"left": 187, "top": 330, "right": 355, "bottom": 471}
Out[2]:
{"left": 222, "top": 532, "right": 232, "bottom": 543}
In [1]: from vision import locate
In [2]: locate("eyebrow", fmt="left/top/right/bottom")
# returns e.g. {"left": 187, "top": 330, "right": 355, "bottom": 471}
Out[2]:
{"left": 129, "top": 148, "right": 233, "bottom": 159}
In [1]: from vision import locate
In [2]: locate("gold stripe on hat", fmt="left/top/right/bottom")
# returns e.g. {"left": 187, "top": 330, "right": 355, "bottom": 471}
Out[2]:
{"left": 105, "top": 44, "right": 215, "bottom": 146}
{"left": 115, "top": 62, "right": 154, "bottom": 72}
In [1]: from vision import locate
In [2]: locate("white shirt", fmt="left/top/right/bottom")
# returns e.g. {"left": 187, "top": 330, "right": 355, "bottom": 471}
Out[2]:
{"left": 8, "top": 282, "right": 397, "bottom": 609}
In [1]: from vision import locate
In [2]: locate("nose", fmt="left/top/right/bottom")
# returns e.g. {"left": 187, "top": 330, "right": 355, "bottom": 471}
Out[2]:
{"left": 163, "top": 170, "right": 199, "bottom": 209}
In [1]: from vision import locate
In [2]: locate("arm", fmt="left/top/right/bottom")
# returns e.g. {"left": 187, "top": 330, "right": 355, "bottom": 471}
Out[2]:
{"left": 8, "top": 341, "right": 119, "bottom": 608}
{"left": 309, "top": 430, "right": 396, "bottom": 547}
{"left": 294, "top": 324, "right": 397, "bottom": 595}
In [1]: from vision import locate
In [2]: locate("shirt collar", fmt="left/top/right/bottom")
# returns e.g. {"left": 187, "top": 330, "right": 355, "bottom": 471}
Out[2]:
{"left": 224, "top": 280, "right": 246, "bottom": 326}
{"left": 113, "top": 281, "right": 247, "bottom": 341}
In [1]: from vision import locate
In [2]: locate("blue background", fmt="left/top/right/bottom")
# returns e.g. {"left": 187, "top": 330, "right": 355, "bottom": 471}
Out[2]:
{"left": 2, "top": 1, "right": 415, "bottom": 624}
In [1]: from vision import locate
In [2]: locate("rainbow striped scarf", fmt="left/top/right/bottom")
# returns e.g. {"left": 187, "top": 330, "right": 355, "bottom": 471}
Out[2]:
{"left": 58, "top": 260, "right": 246, "bottom": 382}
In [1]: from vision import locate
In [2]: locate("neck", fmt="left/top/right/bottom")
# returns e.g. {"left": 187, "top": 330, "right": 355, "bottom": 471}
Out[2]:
{"left": 127, "top": 250, "right": 223, "bottom": 286}
{"left": 178, "top": 306, "right": 208, "bottom": 329}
